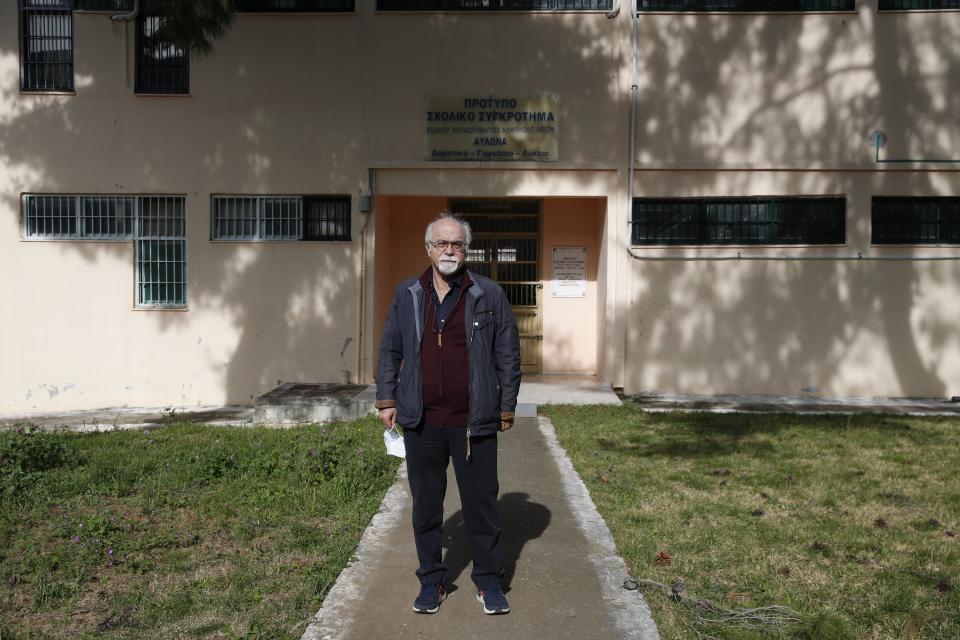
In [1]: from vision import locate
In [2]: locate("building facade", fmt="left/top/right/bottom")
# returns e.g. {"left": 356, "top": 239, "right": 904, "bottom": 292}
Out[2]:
{"left": 2, "top": 0, "right": 959, "bottom": 415}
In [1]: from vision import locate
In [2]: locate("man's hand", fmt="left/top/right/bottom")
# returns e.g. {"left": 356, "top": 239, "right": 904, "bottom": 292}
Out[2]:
{"left": 499, "top": 420, "right": 513, "bottom": 432}
{"left": 378, "top": 407, "right": 397, "bottom": 429}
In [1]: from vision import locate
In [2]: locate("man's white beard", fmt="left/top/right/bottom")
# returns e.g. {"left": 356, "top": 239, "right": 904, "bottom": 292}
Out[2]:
{"left": 437, "top": 259, "right": 461, "bottom": 276}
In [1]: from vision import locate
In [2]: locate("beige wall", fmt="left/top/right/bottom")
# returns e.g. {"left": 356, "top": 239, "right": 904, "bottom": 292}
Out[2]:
{"left": 2, "top": 3, "right": 959, "bottom": 412}
{"left": 626, "top": 171, "right": 960, "bottom": 399}
{"left": 632, "top": 10, "right": 960, "bottom": 169}
{"left": 542, "top": 198, "right": 602, "bottom": 373}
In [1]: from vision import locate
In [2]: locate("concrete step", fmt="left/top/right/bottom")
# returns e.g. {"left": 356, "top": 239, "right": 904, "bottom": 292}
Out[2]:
{"left": 253, "top": 383, "right": 376, "bottom": 425}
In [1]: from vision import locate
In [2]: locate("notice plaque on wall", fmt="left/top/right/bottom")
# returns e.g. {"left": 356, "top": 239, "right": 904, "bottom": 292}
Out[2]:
{"left": 424, "top": 94, "right": 559, "bottom": 162}
{"left": 552, "top": 247, "right": 586, "bottom": 298}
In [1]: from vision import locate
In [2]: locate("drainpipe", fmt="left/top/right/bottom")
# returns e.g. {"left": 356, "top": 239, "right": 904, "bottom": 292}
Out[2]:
{"left": 356, "top": 169, "right": 376, "bottom": 385}
{"left": 110, "top": 1, "right": 138, "bottom": 89}
{"left": 110, "top": 0, "right": 139, "bottom": 22}
{"left": 626, "top": 0, "right": 638, "bottom": 213}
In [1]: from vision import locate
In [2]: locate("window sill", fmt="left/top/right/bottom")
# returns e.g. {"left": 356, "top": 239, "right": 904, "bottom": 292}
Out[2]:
{"left": 376, "top": 8, "right": 613, "bottom": 13}
{"left": 21, "top": 237, "right": 132, "bottom": 242}
{"left": 19, "top": 90, "right": 76, "bottom": 96}
{"left": 134, "top": 92, "right": 192, "bottom": 97}
{"left": 870, "top": 243, "right": 960, "bottom": 248}
{"left": 629, "top": 243, "right": 848, "bottom": 249}
{"left": 133, "top": 306, "right": 189, "bottom": 311}
{"left": 634, "top": 10, "right": 858, "bottom": 14}
{"left": 209, "top": 239, "right": 353, "bottom": 244}
{"left": 237, "top": 11, "right": 357, "bottom": 14}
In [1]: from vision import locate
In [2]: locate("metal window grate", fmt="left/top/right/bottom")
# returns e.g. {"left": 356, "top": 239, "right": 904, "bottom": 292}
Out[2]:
{"left": 872, "top": 197, "right": 960, "bottom": 245}
{"left": 632, "top": 197, "right": 846, "bottom": 245}
{"left": 879, "top": 0, "right": 960, "bottom": 8}
{"left": 452, "top": 200, "right": 540, "bottom": 234}
{"left": 304, "top": 197, "right": 351, "bottom": 241}
{"left": 24, "top": 194, "right": 136, "bottom": 239}
{"left": 20, "top": 0, "right": 73, "bottom": 92}
{"left": 637, "top": 0, "right": 854, "bottom": 10}
{"left": 212, "top": 195, "right": 350, "bottom": 241}
{"left": 22, "top": 194, "right": 186, "bottom": 307}
{"left": 378, "top": 0, "right": 611, "bottom": 10}
{"left": 136, "top": 196, "right": 187, "bottom": 307}
{"left": 82, "top": 196, "right": 135, "bottom": 238}
{"left": 212, "top": 196, "right": 259, "bottom": 239}
{"left": 236, "top": 0, "right": 356, "bottom": 11}
{"left": 262, "top": 197, "right": 303, "bottom": 240}
{"left": 136, "top": 13, "right": 189, "bottom": 94}
{"left": 24, "top": 194, "right": 78, "bottom": 237}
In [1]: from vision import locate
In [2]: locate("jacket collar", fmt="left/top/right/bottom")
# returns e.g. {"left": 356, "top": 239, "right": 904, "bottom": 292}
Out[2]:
{"left": 419, "top": 265, "right": 473, "bottom": 294}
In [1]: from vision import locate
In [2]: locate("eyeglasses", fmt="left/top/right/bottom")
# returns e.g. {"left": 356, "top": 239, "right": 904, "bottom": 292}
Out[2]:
{"left": 428, "top": 240, "right": 467, "bottom": 252}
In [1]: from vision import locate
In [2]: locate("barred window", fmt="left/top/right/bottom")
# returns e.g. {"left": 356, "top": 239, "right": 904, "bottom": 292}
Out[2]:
{"left": 632, "top": 197, "right": 846, "bottom": 246}
{"left": 137, "top": 197, "right": 187, "bottom": 307}
{"left": 19, "top": 0, "right": 73, "bottom": 92}
{"left": 872, "top": 197, "right": 960, "bottom": 245}
{"left": 378, "top": 0, "right": 611, "bottom": 11}
{"left": 236, "top": 0, "right": 355, "bottom": 11}
{"left": 23, "top": 194, "right": 134, "bottom": 239}
{"left": 212, "top": 196, "right": 351, "bottom": 241}
{"left": 637, "top": 0, "right": 854, "bottom": 10}
{"left": 878, "top": 0, "right": 960, "bottom": 8}
{"left": 22, "top": 194, "right": 187, "bottom": 308}
{"left": 136, "top": 12, "right": 189, "bottom": 94}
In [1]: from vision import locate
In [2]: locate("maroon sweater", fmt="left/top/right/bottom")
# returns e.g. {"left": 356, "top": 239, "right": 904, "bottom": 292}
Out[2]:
{"left": 419, "top": 268, "right": 470, "bottom": 427}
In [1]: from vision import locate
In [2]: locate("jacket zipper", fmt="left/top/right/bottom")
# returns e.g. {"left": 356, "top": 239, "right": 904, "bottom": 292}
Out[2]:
{"left": 466, "top": 295, "right": 476, "bottom": 460}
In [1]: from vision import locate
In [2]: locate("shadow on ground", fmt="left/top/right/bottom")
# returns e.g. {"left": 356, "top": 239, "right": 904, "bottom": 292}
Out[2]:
{"left": 441, "top": 491, "right": 551, "bottom": 593}
{"left": 595, "top": 411, "right": 945, "bottom": 459}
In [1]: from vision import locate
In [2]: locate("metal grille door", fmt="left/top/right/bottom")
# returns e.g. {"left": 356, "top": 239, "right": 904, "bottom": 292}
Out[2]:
{"left": 454, "top": 200, "right": 542, "bottom": 373}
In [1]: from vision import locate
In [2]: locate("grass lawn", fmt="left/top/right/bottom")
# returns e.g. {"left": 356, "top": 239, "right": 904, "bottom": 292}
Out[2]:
{"left": 543, "top": 405, "right": 960, "bottom": 640}
{"left": 0, "top": 416, "right": 400, "bottom": 639}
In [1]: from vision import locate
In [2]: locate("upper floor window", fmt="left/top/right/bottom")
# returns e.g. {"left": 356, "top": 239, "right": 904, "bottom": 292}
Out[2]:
{"left": 637, "top": 0, "right": 854, "bottom": 10}
{"left": 211, "top": 195, "right": 351, "bottom": 241}
{"left": 136, "top": 11, "right": 189, "bottom": 94}
{"left": 19, "top": 0, "right": 73, "bottom": 93}
{"left": 872, "top": 197, "right": 960, "bottom": 245}
{"left": 236, "top": 0, "right": 355, "bottom": 11}
{"left": 632, "top": 197, "right": 846, "bottom": 246}
{"left": 878, "top": 0, "right": 960, "bottom": 8}
{"left": 378, "top": 0, "right": 611, "bottom": 11}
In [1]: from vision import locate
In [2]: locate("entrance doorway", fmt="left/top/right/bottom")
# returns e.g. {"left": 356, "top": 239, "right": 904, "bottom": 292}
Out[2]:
{"left": 451, "top": 199, "right": 542, "bottom": 373}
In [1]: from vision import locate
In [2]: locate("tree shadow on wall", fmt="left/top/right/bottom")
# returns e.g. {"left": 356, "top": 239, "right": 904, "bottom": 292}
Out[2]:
{"left": 1, "top": 5, "right": 958, "bottom": 408}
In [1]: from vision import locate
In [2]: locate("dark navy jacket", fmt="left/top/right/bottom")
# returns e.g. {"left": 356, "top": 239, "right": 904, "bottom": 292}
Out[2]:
{"left": 375, "top": 269, "right": 522, "bottom": 436}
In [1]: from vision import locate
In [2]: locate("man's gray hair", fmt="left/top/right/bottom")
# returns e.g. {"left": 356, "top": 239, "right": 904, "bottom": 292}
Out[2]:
{"left": 424, "top": 211, "right": 472, "bottom": 248}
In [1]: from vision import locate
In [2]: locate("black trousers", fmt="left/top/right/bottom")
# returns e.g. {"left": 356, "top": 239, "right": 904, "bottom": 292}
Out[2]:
{"left": 403, "top": 423, "right": 504, "bottom": 589}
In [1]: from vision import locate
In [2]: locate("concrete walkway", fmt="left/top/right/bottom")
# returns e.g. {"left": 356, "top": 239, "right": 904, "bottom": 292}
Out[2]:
{"left": 632, "top": 393, "right": 960, "bottom": 416}
{"left": 302, "top": 415, "right": 659, "bottom": 640}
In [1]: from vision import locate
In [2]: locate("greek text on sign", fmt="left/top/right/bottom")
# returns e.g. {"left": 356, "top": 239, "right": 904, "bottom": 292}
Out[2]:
{"left": 425, "top": 95, "right": 559, "bottom": 162}
{"left": 552, "top": 247, "right": 586, "bottom": 298}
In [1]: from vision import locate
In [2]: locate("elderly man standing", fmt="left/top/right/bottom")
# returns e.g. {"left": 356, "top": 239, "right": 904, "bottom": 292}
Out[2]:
{"left": 375, "top": 212, "right": 521, "bottom": 616}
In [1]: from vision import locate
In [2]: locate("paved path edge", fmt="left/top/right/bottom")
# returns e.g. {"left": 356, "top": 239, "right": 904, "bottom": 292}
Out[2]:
{"left": 537, "top": 416, "right": 661, "bottom": 640}
{"left": 301, "top": 462, "right": 410, "bottom": 640}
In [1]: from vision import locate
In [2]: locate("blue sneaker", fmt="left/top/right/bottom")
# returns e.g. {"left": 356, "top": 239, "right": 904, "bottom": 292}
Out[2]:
{"left": 413, "top": 583, "right": 446, "bottom": 614}
{"left": 476, "top": 586, "right": 510, "bottom": 615}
